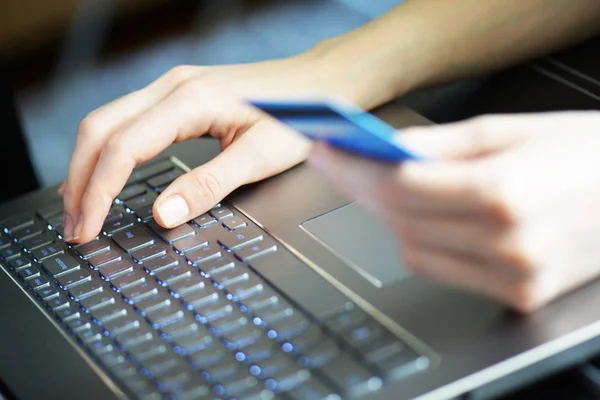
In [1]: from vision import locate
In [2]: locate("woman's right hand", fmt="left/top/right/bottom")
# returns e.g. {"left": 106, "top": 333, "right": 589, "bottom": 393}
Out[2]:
{"left": 60, "top": 48, "right": 362, "bottom": 244}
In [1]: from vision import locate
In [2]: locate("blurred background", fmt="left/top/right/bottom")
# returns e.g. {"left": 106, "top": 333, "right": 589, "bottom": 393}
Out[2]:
{"left": 0, "top": 0, "right": 400, "bottom": 189}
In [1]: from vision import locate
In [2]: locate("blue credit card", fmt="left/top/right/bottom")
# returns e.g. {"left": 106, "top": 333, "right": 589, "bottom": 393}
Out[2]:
{"left": 249, "top": 98, "right": 422, "bottom": 162}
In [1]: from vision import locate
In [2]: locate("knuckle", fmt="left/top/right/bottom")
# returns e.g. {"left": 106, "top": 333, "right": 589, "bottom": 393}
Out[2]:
{"left": 78, "top": 112, "right": 103, "bottom": 141}
{"left": 190, "top": 170, "right": 222, "bottom": 205}
{"left": 481, "top": 184, "right": 517, "bottom": 224}
{"left": 509, "top": 280, "right": 541, "bottom": 314}
{"left": 162, "top": 65, "right": 197, "bottom": 85}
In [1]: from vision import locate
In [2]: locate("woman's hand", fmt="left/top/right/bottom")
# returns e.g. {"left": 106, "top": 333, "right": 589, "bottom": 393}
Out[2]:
{"left": 309, "top": 111, "right": 600, "bottom": 313}
{"left": 60, "top": 49, "right": 362, "bottom": 244}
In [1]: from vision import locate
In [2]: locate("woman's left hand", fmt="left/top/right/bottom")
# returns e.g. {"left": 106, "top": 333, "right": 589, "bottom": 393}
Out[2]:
{"left": 308, "top": 111, "right": 600, "bottom": 313}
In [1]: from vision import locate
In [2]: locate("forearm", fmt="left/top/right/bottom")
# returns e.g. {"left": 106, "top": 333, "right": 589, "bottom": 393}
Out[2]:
{"left": 313, "top": 0, "right": 600, "bottom": 109}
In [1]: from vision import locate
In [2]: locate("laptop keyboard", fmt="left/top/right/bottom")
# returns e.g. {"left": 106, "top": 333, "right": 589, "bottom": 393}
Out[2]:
{"left": 0, "top": 158, "right": 428, "bottom": 400}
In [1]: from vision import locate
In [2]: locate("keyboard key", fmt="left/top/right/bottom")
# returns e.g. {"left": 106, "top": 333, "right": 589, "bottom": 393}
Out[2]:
{"left": 171, "top": 332, "right": 214, "bottom": 355}
{"left": 225, "top": 275, "right": 268, "bottom": 303}
{"left": 181, "top": 284, "right": 221, "bottom": 310}
{"left": 192, "top": 213, "right": 217, "bottom": 229}
{"left": 160, "top": 314, "right": 203, "bottom": 340}
{"left": 46, "top": 295, "right": 70, "bottom": 311}
{"left": 56, "top": 268, "right": 92, "bottom": 289}
{"left": 218, "top": 227, "right": 263, "bottom": 251}
{"left": 128, "top": 338, "right": 168, "bottom": 361}
{"left": 238, "top": 339, "right": 275, "bottom": 363}
{"left": 154, "top": 264, "right": 192, "bottom": 286}
{"left": 21, "top": 232, "right": 54, "bottom": 251}
{"left": 92, "top": 302, "right": 128, "bottom": 324}
{"left": 127, "top": 160, "right": 173, "bottom": 185}
{"left": 319, "top": 353, "right": 381, "bottom": 398}
{"left": 115, "top": 328, "right": 155, "bottom": 349}
{"left": 69, "top": 279, "right": 103, "bottom": 301}
{"left": 98, "top": 260, "right": 134, "bottom": 280}
{"left": 118, "top": 184, "right": 148, "bottom": 202}
{"left": 217, "top": 370, "right": 260, "bottom": 397}
{"left": 173, "top": 380, "right": 212, "bottom": 400}
{"left": 287, "top": 378, "right": 340, "bottom": 400}
{"left": 185, "top": 243, "right": 222, "bottom": 266}
{"left": 343, "top": 320, "right": 387, "bottom": 349}
{"left": 189, "top": 344, "right": 227, "bottom": 369}
{"left": 104, "top": 315, "right": 144, "bottom": 336}
{"left": 112, "top": 226, "right": 154, "bottom": 253}
{"left": 46, "top": 214, "right": 64, "bottom": 229}
{"left": 235, "top": 238, "right": 278, "bottom": 262}
{"left": 253, "top": 353, "right": 297, "bottom": 379}
{"left": 121, "top": 281, "right": 160, "bottom": 304}
{"left": 76, "top": 239, "right": 112, "bottom": 259}
{"left": 265, "top": 369, "right": 311, "bottom": 394}
{"left": 42, "top": 253, "right": 80, "bottom": 277}
{"left": 125, "top": 192, "right": 158, "bottom": 213}
{"left": 146, "top": 306, "right": 185, "bottom": 328}
{"left": 88, "top": 248, "right": 123, "bottom": 269}
{"left": 204, "top": 354, "right": 243, "bottom": 382}
{"left": 168, "top": 275, "right": 208, "bottom": 298}
{"left": 173, "top": 234, "right": 209, "bottom": 254}
{"left": 37, "top": 202, "right": 64, "bottom": 220}
{"left": 37, "top": 285, "right": 60, "bottom": 301}
{"left": 135, "top": 292, "right": 172, "bottom": 315}
{"left": 209, "top": 206, "right": 233, "bottom": 221}
{"left": 28, "top": 275, "right": 50, "bottom": 290}
{"left": 9, "top": 255, "right": 31, "bottom": 270}
{"left": 1, "top": 214, "right": 34, "bottom": 232}
{"left": 140, "top": 352, "right": 180, "bottom": 377}
{"left": 12, "top": 221, "right": 45, "bottom": 241}
{"left": 377, "top": 350, "right": 427, "bottom": 381}
{"left": 31, "top": 243, "right": 65, "bottom": 262}
{"left": 147, "top": 169, "right": 183, "bottom": 189}
{"left": 56, "top": 306, "right": 81, "bottom": 323}
{"left": 268, "top": 313, "right": 311, "bottom": 341}
{"left": 102, "top": 216, "right": 134, "bottom": 235}
{"left": 88, "top": 338, "right": 115, "bottom": 357}
{"left": 110, "top": 269, "right": 147, "bottom": 292}
{"left": 146, "top": 219, "right": 195, "bottom": 244}
{"left": 20, "top": 269, "right": 43, "bottom": 284}
{"left": 324, "top": 303, "right": 368, "bottom": 334}
{"left": 285, "top": 326, "right": 326, "bottom": 354}
{"left": 0, "top": 244, "right": 21, "bottom": 260}
{"left": 131, "top": 243, "right": 168, "bottom": 263}
{"left": 131, "top": 205, "right": 153, "bottom": 223}
{"left": 80, "top": 291, "right": 117, "bottom": 312}
{"left": 143, "top": 253, "right": 179, "bottom": 274}
{"left": 195, "top": 255, "right": 235, "bottom": 277}
{"left": 298, "top": 339, "right": 340, "bottom": 368}
{"left": 0, "top": 234, "right": 11, "bottom": 249}
{"left": 220, "top": 323, "right": 263, "bottom": 350}
{"left": 222, "top": 218, "right": 247, "bottom": 231}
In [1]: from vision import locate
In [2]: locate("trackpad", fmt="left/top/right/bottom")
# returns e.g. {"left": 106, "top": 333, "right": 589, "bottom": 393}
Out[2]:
{"left": 301, "top": 203, "right": 411, "bottom": 288}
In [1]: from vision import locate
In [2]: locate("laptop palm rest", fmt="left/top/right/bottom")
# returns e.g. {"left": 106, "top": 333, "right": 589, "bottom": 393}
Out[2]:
{"left": 301, "top": 203, "right": 411, "bottom": 288}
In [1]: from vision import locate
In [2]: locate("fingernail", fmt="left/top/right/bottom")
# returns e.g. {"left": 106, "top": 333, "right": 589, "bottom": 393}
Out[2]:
{"left": 157, "top": 194, "right": 190, "bottom": 227}
{"left": 67, "top": 217, "right": 84, "bottom": 243}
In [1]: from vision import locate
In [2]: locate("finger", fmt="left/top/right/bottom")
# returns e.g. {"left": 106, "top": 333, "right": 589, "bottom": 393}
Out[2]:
{"left": 57, "top": 181, "right": 66, "bottom": 197}
{"left": 62, "top": 67, "right": 196, "bottom": 240}
{"left": 308, "top": 142, "right": 398, "bottom": 217}
{"left": 154, "top": 119, "right": 309, "bottom": 228}
{"left": 397, "top": 113, "right": 536, "bottom": 160}
{"left": 394, "top": 159, "right": 505, "bottom": 214}
{"left": 403, "top": 213, "right": 531, "bottom": 279}
{"left": 404, "top": 242, "right": 532, "bottom": 311}
{"left": 309, "top": 142, "right": 499, "bottom": 215}
{"left": 73, "top": 80, "right": 266, "bottom": 242}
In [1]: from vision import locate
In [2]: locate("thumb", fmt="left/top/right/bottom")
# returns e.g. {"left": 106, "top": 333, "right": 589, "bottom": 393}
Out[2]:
{"left": 396, "top": 114, "right": 529, "bottom": 160}
{"left": 152, "top": 120, "right": 309, "bottom": 228}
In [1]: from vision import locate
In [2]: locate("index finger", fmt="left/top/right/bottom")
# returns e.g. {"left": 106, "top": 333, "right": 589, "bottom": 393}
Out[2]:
{"left": 72, "top": 81, "right": 254, "bottom": 243}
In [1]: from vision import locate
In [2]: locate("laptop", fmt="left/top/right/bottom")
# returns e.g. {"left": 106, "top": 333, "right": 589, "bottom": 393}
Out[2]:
{"left": 3, "top": 96, "right": 600, "bottom": 400}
